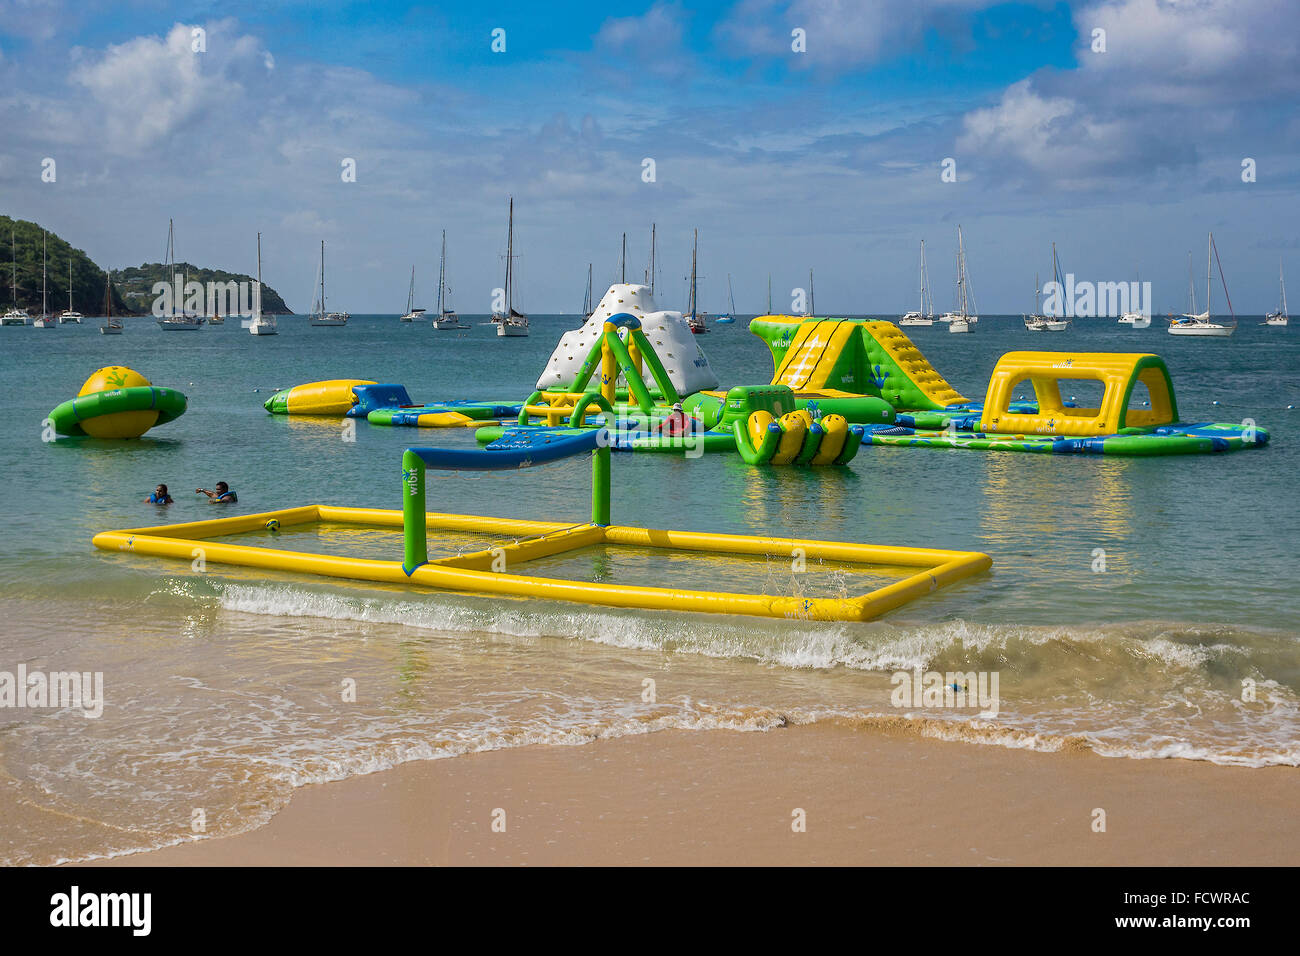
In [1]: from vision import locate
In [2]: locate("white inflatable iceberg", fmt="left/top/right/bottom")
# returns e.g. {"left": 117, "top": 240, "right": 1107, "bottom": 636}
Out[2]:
{"left": 535, "top": 284, "right": 718, "bottom": 396}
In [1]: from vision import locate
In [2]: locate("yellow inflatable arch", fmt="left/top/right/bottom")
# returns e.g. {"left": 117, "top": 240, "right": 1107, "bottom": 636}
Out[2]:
{"left": 978, "top": 352, "right": 1178, "bottom": 437}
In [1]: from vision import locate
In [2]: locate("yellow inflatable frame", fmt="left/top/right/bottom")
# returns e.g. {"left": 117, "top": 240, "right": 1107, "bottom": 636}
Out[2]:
{"left": 92, "top": 506, "right": 990, "bottom": 623}
{"left": 978, "top": 352, "right": 1178, "bottom": 437}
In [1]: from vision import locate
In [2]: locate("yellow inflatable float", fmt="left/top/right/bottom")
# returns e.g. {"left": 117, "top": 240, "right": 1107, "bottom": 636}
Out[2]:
{"left": 47, "top": 366, "right": 188, "bottom": 439}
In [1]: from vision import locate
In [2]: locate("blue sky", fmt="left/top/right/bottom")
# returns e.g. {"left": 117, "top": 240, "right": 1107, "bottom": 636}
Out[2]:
{"left": 2, "top": 0, "right": 1297, "bottom": 314}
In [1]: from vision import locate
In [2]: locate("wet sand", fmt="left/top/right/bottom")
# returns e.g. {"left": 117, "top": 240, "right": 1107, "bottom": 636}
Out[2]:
{"left": 91, "top": 723, "right": 1299, "bottom": 866}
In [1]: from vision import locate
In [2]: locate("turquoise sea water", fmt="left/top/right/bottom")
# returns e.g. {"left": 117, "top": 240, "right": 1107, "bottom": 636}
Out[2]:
{"left": 0, "top": 313, "right": 1296, "bottom": 863}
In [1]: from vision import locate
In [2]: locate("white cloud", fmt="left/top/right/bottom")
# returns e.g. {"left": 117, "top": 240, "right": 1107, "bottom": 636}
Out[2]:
{"left": 954, "top": 0, "right": 1300, "bottom": 188}
{"left": 70, "top": 20, "right": 273, "bottom": 153}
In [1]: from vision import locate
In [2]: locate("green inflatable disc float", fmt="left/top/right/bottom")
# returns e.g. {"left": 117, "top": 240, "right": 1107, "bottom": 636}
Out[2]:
{"left": 47, "top": 366, "right": 188, "bottom": 439}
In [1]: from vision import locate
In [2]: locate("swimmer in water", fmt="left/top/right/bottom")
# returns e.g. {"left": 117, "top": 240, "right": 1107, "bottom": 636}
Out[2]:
{"left": 144, "top": 484, "right": 174, "bottom": 505}
{"left": 196, "top": 481, "right": 237, "bottom": 503}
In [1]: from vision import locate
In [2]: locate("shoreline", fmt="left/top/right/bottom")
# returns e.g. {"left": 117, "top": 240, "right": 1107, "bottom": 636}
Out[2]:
{"left": 89, "top": 722, "right": 1299, "bottom": 867}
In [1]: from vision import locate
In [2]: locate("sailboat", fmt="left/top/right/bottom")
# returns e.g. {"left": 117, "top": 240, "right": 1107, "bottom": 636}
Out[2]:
{"left": 32, "top": 231, "right": 55, "bottom": 327}
{"left": 493, "top": 198, "right": 529, "bottom": 337}
{"left": 900, "top": 240, "right": 935, "bottom": 326}
{"left": 686, "top": 229, "right": 707, "bottom": 334}
{"left": 310, "top": 240, "right": 348, "bottom": 326}
{"left": 156, "top": 220, "right": 203, "bottom": 329}
{"left": 1025, "top": 244, "right": 1070, "bottom": 331}
{"left": 1168, "top": 233, "right": 1235, "bottom": 336}
{"left": 99, "top": 273, "right": 122, "bottom": 334}
{"left": 801, "top": 268, "right": 816, "bottom": 318}
{"left": 581, "top": 263, "right": 594, "bottom": 320}
{"left": 1264, "top": 259, "right": 1288, "bottom": 326}
{"left": 1118, "top": 270, "right": 1149, "bottom": 327}
{"left": 249, "top": 233, "right": 277, "bottom": 336}
{"left": 943, "top": 226, "right": 978, "bottom": 333}
{"left": 2, "top": 229, "right": 26, "bottom": 324}
{"left": 433, "top": 231, "right": 464, "bottom": 330}
{"left": 58, "top": 259, "right": 83, "bottom": 322}
{"left": 400, "top": 266, "right": 425, "bottom": 321}
{"left": 644, "top": 224, "right": 657, "bottom": 296}
{"left": 715, "top": 274, "right": 737, "bottom": 324}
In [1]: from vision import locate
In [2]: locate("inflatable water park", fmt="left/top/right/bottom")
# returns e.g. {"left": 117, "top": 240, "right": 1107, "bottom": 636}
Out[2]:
{"left": 263, "top": 283, "right": 1269, "bottom": 458}
{"left": 88, "top": 281, "right": 1268, "bottom": 623}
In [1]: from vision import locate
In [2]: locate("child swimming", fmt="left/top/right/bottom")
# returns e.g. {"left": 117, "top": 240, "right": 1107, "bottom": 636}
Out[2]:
{"left": 144, "top": 484, "right": 174, "bottom": 505}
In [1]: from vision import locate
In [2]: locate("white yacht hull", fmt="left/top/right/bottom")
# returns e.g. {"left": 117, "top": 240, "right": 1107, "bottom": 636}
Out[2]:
{"left": 948, "top": 319, "right": 972, "bottom": 333}
{"left": 899, "top": 318, "right": 934, "bottom": 327}
{"left": 497, "top": 322, "right": 528, "bottom": 337}
{"left": 1168, "top": 323, "right": 1233, "bottom": 336}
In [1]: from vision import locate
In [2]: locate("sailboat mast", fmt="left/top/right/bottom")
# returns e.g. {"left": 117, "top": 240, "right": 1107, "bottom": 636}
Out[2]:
{"left": 956, "top": 227, "right": 967, "bottom": 316}
{"left": 320, "top": 240, "right": 326, "bottom": 316}
{"left": 650, "top": 223, "right": 656, "bottom": 294}
{"left": 506, "top": 197, "right": 514, "bottom": 314}
{"left": 809, "top": 268, "right": 815, "bottom": 316}
{"left": 438, "top": 231, "right": 446, "bottom": 315}
{"left": 68, "top": 258, "right": 73, "bottom": 312}
{"left": 1282, "top": 258, "right": 1288, "bottom": 315}
{"left": 10, "top": 230, "right": 16, "bottom": 307}
{"left": 42, "top": 230, "right": 47, "bottom": 317}
{"left": 727, "top": 273, "right": 735, "bottom": 315}
{"left": 689, "top": 229, "right": 698, "bottom": 318}
{"left": 1205, "top": 234, "right": 1212, "bottom": 316}
{"left": 255, "top": 232, "right": 262, "bottom": 320}
{"left": 620, "top": 232, "right": 626, "bottom": 284}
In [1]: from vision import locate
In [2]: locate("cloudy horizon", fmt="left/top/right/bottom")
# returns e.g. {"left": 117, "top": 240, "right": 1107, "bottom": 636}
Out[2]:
{"left": 2, "top": 0, "right": 1297, "bottom": 315}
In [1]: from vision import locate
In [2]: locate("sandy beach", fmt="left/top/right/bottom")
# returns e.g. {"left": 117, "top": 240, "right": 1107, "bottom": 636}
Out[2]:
{"left": 94, "top": 724, "right": 1299, "bottom": 867}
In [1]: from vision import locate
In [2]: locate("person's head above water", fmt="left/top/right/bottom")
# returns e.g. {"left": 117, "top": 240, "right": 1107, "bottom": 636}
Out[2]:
{"left": 156, "top": 484, "right": 168, "bottom": 496}
{"left": 216, "top": 482, "right": 229, "bottom": 493}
